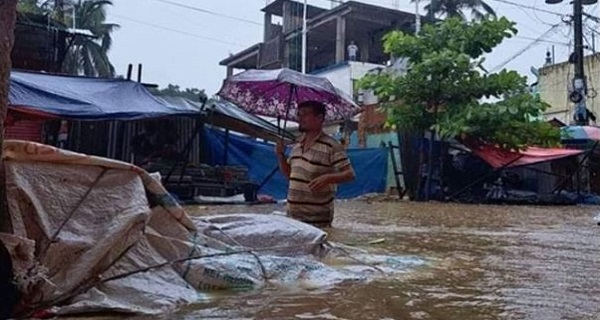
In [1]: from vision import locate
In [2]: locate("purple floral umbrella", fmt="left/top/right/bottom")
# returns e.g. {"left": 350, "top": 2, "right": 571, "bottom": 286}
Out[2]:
{"left": 217, "top": 68, "right": 361, "bottom": 125}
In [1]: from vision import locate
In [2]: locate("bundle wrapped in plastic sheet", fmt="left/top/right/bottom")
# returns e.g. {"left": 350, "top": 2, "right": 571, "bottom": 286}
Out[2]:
{"left": 1, "top": 140, "right": 427, "bottom": 317}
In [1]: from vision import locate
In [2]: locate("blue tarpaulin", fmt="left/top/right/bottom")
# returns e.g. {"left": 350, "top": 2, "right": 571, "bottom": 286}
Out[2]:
{"left": 203, "top": 128, "right": 388, "bottom": 200}
{"left": 9, "top": 70, "right": 200, "bottom": 120}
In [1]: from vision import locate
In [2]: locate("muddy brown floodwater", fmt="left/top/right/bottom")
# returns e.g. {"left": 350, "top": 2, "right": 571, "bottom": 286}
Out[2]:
{"left": 76, "top": 201, "right": 600, "bottom": 320}
{"left": 174, "top": 201, "right": 600, "bottom": 320}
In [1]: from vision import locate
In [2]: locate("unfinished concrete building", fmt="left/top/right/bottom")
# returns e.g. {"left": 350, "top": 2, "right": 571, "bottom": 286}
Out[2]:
{"left": 219, "top": 0, "right": 422, "bottom": 76}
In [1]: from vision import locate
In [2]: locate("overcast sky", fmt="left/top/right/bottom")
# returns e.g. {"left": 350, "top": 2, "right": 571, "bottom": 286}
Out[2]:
{"left": 106, "top": 0, "right": 599, "bottom": 96}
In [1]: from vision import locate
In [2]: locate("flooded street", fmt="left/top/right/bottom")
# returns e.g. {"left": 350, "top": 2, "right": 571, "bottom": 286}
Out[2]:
{"left": 170, "top": 201, "right": 600, "bottom": 320}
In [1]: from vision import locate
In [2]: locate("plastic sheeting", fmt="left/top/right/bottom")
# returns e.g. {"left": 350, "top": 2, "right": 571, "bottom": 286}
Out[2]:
{"left": 466, "top": 141, "right": 584, "bottom": 169}
{"left": 9, "top": 70, "right": 200, "bottom": 120}
{"left": 158, "top": 96, "right": 295, "bottom": 142}
{"left": 202, "top": 128, "right": 389, "bottom": 200}
{"left": 1, "top": 140, "right": 425, "bottom": 317}
{"left": 561, "top": 125, "right": 600, "bottom": 142}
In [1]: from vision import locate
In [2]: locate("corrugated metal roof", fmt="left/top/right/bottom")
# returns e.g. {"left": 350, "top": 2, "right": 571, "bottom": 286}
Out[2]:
{"left": 6, "top": 120, "right": 43, "bottom": 142}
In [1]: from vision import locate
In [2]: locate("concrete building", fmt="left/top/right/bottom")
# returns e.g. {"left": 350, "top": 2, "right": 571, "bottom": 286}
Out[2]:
{"left": 539, "top": 52, "right": 600, "bottom": 124}
{"left": 220, "top": 0, "right": 422, "bottom": 77}
{"left": 219, "top": 0, "right": 421, "bottom": 194}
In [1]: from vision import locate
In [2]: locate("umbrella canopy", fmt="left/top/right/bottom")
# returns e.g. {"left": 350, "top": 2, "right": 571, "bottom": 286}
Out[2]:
{"left": 217, "top": 68, "right": 361, "bottom": 122}
{"left": 561, "top": 126, "right": 600, "bottom": 141}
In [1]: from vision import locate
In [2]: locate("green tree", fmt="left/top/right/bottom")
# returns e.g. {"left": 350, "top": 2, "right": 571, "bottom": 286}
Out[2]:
{"left": 62, "top": 0, "right": 119, "bottom": 77}
{"left": 360, "top": 17, "right": 560, "bottom": 151}
{"left": 417, "top": 0, "right": 496, "bottom": 21}
{"left": 17, "top": 0, "right": 45, "bottom": 14}
{"left": 151, "top": 84, "right": 207, "bottom": 102}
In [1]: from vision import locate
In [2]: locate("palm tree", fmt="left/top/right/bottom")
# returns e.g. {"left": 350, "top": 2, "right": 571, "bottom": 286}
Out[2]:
{"left": 418, "top": 0, "right": 496, "bottom": 21}
{"left": 62, "top": 0, "right": 119, "bottom": 77}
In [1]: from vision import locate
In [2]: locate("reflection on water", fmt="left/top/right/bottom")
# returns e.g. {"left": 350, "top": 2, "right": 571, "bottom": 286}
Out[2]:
{"left": 174, "top": 201, "right": 600, "bottom": 320}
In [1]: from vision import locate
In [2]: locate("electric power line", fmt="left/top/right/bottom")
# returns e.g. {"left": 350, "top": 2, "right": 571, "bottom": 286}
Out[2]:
{"left": 111, "top": 13, "right": 247, "bottom": 47}
{"left": 515, "top": 35, "right": 570, "bottom": 46}
{"left": 489, "top": 0, "right": 565, "bottom": 17}
{"left": 583, "top": 12, "right": 600, "bottom": 23}
{"left": 148, "top": 0, "right": 263, "bottom": 26}
{"left": 491, "top": 23, "right": 563, "bottom": 72}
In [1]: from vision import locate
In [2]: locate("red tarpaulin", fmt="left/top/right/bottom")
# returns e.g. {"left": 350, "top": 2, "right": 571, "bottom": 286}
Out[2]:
{"left": 466, "top": 142, "right": 584, "bottom": 168}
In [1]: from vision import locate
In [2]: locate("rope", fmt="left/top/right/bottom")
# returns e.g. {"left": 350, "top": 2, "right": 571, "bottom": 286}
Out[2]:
{"left": 20, "top": 229, "right": 388, "bottom": 316}
{"left": 100, "top": 242, "right": 329, "bottom": 284}
{"left": 199, "top": 220, "right": 270, "bottom": 281}
{"left": 181, "top": 231, "right": 200, "bottom": 282}
{"left": 38, "top": 168, "right": 108, "bottom": 261}
{"left": 327, "top": 243, "right": 386, "bottom": 274}
{"left": 21, "top": 232, "right": 141, "bottom": 318}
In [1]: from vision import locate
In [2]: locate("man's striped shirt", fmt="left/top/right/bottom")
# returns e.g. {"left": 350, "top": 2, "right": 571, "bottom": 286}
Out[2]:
{"left": 287, "top": 132, "right": 351, "bottom": 226}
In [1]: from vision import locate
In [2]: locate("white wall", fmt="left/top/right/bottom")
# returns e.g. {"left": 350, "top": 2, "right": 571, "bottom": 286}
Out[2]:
{"left": 539, "top": 53, "right": 600, "bottom": 124}
{"left": 313, "top": 61, "right": 385, "bottom": 105}
{"left": 315, "top": 64, "right": 353, "bottom": 96}
{"left": 349, "top": 61, "right": 385, "bottom": 82}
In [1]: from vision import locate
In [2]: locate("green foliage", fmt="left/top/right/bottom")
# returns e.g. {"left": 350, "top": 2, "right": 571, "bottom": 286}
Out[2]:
{"left": 17, "top": 0, "right": 46, "bottom": 14}
{"left": 61, "top": 0, "right": 119, "bottom": 77}
{"left": 415, "top": 0, "right": 496, "bottom": 21}
{"left": 16, "top": 0, "right": 119, "bottom": 77}
{"left": 151, "top": 84, "right": 207, "bottom": 102}
{"left": 360, "top": 17, "right": 560, "bottom": 151}
{"left": 436, "top": 94, "right": 561, "bottom": 149}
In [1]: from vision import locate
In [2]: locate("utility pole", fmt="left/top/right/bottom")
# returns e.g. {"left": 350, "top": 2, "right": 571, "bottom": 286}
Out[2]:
{"left": 428, "top": 0, "right": 434, "bottom": 21}
{"left": 301, "top": 0, "right": 307, "bottom": 74}
{"left": 573, "top": 0, "right": 584, "bottom": 84}
{"left": 72, "top": 3, "right": 76, "bottom": 30}
{"left": 547, "top": 0, "right": 593, "bottom": 125}
{"left": 572, "top": 0, "right": 587, "bottom": 125}
{"left": 415, "top": 0, "right": 421, "bottom": 33}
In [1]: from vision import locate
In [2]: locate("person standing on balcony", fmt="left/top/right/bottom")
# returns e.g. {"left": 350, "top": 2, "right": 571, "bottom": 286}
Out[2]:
{"left": 347, "top": 41, "right": 359, "bottom": 61}
{"left": 275, "top": 101, "right": 356, "bottom": 228}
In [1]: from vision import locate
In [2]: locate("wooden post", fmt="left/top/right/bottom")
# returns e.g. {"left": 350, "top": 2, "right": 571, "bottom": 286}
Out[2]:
{"left": 388, "top": 141, "right": 402, "bottom": 198}
{"left": 223, "top": 129, "right": 230, "bottom": 165}
{"left": 137, "top": 63, "right": 142, "bottom": 82}
{"left": 0, "top": 0, "right": 18, "bottom": 233}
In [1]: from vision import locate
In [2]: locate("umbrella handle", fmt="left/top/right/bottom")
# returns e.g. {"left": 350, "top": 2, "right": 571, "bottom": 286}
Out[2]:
{"left": 277, "top": 116, "right": 281, "bottom": 137}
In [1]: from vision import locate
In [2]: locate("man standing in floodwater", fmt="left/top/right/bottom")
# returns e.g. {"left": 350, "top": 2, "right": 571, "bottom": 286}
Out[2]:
{"left": 275, "top": 101, "right": 356, "bottom": 228}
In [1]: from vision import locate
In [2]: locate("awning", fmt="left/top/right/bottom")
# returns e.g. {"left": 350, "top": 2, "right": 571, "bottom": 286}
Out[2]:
{"left": 467, "top": 142, "right": 584, "bottom": 168}
{"left": 157, "top": 96, "right": 295, "bottom": 142}
{"left": 560, "top": 125, "right": 600, "bottom": 141}
{"left": 9, "top": 70, "right": 200, "bottom": 120}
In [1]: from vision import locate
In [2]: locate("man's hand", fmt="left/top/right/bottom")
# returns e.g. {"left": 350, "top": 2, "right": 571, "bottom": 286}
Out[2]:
{"left": 309, "top": 174, "right": 332, "bottom": 192}
{"left": 275, "top": 139, "right": 291, "bottom": 179}
{"left": 309, "top": 166, "right": 355, "bottom": 192}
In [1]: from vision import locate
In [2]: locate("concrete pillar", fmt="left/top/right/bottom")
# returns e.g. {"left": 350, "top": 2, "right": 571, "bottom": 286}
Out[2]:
{"left": 335, "top": 16, "right": 346, "bottom": 63}
{"left": 226, "top": 66, "right": 233, "bottom": 78}
{"left": 264, "top": 13, "right": 273, "bottom": 41}
{"left": 284, "top": 39, "right": 292, "bottom": 69}
{"left": 283, "top": 1, "right": 292, "bottom": 33}
{"left": 359, "top": 37, "right": 370, "bottom": 62}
